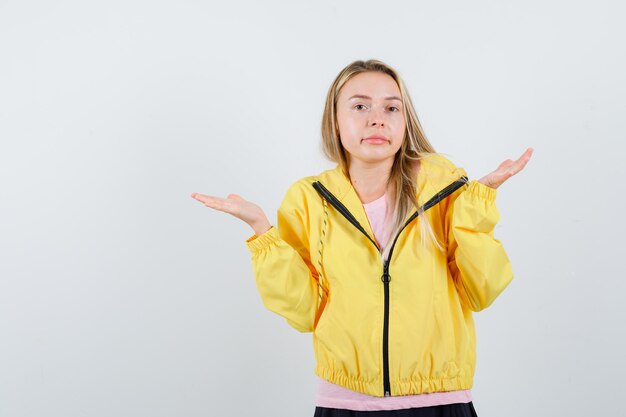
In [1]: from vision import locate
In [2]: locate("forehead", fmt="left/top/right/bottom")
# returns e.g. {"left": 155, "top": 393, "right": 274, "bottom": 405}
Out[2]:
{"left": 338, "top": 72, "right": 401, "bottom": 101}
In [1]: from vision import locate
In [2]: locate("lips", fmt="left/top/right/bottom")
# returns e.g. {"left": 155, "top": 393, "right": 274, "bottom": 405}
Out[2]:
{"left": 363, "top": 135, "right": 389, "bottom": 144}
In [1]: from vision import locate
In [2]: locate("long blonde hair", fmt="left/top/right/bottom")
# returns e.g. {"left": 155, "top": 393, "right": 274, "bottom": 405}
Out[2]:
{"left": 320, "top": 59, "right": 446, "bottom": 260}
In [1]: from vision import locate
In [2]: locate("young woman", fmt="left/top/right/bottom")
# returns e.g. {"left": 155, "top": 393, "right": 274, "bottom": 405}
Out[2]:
{"left": 192, "top": 59, "right": 533, "bottom": 416}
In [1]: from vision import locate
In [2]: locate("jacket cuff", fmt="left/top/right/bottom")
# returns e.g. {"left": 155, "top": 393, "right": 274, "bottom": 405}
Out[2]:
{"left": 245, "top": 225, "right": 279, "bottom": 253}
{"left": 467, "top": 180, "right": 497, "bottom": 202}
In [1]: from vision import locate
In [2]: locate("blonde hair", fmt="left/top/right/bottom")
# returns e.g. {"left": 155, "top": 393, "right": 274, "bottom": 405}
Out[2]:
{"left": 320, "top": 59, "right": 446, "bottom": 261}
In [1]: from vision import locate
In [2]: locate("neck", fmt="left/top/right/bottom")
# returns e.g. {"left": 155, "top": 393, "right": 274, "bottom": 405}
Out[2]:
{"left": 347, "top": 157, "right": 395, "bottom": 204}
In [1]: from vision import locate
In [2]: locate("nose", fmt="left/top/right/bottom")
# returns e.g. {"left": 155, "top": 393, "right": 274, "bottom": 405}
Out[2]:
{"left": 368, "top": 107, "right": 385, "bottom": 127}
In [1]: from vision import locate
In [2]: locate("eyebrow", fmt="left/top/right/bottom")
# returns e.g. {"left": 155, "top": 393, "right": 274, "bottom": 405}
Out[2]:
{"left": 348, "top": 94, "right": 402, "bottom": 102}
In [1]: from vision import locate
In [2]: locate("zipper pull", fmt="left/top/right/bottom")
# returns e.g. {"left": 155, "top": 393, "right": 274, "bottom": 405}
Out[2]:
{"left": 381, "top": 261, "right": 391, "bottom": 283}
{"left": 384, "top": 390, "right": 390, "bottom": 397}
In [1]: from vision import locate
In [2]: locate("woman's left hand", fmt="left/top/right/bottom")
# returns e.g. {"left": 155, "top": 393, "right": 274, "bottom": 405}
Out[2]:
{"left": 477, "top": 147, "right": 534, "bottom": 189}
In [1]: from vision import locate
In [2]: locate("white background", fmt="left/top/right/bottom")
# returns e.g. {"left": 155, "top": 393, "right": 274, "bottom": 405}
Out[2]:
{"left": 1, "top": 1, "right": 624, "bottom": 416}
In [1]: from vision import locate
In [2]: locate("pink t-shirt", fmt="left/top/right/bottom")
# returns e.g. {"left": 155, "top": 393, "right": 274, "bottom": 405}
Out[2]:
{"left": 314, "top": 191, "right": 473, "bottom": 411}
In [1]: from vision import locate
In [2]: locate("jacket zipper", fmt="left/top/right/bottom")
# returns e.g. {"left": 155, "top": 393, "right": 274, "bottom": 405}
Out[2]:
{"left": 312, "top": 176, "right": 468, "bottom": 397}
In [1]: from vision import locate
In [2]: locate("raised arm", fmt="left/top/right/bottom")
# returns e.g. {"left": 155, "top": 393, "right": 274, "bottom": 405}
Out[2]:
{"left": 245, "top": 181, "right": 322, "bottom": 332}
{"left": 444, "top": 148, "right": 532, "bottom": 311}
{"left": 444, "top": 177, "right": 514, "bottom": 312}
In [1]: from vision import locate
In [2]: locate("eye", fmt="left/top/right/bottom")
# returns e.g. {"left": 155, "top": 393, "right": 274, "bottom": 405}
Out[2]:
{"left": 354, "top": 104, "right": 367, "bottom": 110}
{"left": 389, "top": 106, "right": 400, "bottom": 112}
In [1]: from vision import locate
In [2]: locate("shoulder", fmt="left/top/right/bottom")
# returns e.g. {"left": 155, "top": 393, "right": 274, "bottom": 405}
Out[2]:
{"left": 419, "top": 152, "right": 465, "bottom": 176}
{"left": 415, "top": 153, "right": 469, "bottom": 203}
{"left": 282, "top": 164, "right": 343, "bottom": 199}
{"left": 283, "top": 174, "right": 318, "bottom": 196}
{"left": 418, "top": 153, "right": 468, "bottom": 184}
{"left": 278, "top": 173, "right": 323, "bottom": 212}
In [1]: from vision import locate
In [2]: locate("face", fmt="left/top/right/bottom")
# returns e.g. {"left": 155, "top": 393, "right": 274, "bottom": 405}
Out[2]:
{"left": 336, "top": 71, "right": 406, "bottom": 166}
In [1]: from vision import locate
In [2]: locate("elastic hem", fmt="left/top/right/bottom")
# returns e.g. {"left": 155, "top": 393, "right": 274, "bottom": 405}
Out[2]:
{"left": 314, "top": 366, "right": 473, "bottom": 398}
{"left": 467, "top": 180, "right": 497, "bottom": 202}
{"left": 393, "top": 375, "right": 473, "bottom": 396}
{"left": 315, "top": 366, "right": 381, "bottom": 397}
{"left": 245, "top": 225, "right": 279, "bottom": 253}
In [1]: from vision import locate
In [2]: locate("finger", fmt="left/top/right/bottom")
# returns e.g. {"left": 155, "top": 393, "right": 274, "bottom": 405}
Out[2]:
{"left": 496, "top": 159, "right": 514, "bottom": 170}
{"left": 507, "top": 149, "right": 533, "bottom": 176}
{"left": 193, "top": 192, "right": 247, "bottom": 218}
{"left": 193, "top": 193, "right": 226, "bottom": 207}
{"left": 490, "top": 160, "right": 515, "bottom": 184}
{"left": 203, "top": 197, "right": 238, "bottom": 215}
{"left": 515, "top": 148, "right": 533, "bottom": 165}
{"left": 498, "top": 148, "right": 532, "bottom": 177}
{"left": 227, "top": 193, "right": 245, "bottom": 201}
{"left": 193, "top": 192, "right": 239, "bottom": 202}
{"left": 191, "top": 192, "right": 213, "bottom": 203}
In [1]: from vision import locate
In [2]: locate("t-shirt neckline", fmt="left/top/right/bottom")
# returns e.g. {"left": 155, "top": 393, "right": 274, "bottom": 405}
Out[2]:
{"left": 362, "top": 192, "right": 387, "bottom": 210}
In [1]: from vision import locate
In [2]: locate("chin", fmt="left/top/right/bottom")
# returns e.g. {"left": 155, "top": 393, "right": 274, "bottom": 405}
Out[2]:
{"left": 353, "top": 154, "right": 396, "bottom": 164}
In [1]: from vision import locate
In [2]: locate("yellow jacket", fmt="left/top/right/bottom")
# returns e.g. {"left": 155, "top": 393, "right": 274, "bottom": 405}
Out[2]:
{"left": 245, "top": 154, "right": 513, "bottom": 397}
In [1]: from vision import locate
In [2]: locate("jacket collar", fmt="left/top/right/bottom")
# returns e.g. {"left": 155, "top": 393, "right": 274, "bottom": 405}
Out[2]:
{"left": 316, "top": 157, "right": 461, "bottom": 202}
{"left": 313, "top": 156, "right": 465, "bottom": 230}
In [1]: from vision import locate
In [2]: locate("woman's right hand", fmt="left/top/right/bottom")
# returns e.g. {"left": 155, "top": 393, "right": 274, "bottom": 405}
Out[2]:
{"left": 190, "top": 192, "right": 272, "bottom": 236}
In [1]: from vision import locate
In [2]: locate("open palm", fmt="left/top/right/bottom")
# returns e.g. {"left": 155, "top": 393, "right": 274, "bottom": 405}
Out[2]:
{"left": 478, "top": 147, "right": 534, "bottom": 189}
{"left": 190, "top": 192, "right": 271, "bottom": 234}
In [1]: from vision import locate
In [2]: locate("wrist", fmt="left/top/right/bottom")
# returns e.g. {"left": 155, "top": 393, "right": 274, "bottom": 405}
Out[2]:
{"left": 251, "top": 218, "right": 272, "bottom": 236}
{"left": 469, "top": 180, "right": 498, "bottom": 202}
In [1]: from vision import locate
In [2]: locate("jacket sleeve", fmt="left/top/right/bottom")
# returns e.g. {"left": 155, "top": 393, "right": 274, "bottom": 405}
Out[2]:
{"left": 444, "top": 172, "right": 514, "bottom": 312}
{"left": 244, "top": 181, "right": 320, "bottom": 333}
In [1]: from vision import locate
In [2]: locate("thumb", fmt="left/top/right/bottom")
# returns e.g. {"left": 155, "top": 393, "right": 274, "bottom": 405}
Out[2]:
{"left": 227, "top": 193, "right": 245, "bottom": 201}
{"left": 496, "top": 159, "right": 514, "bottom": 171}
